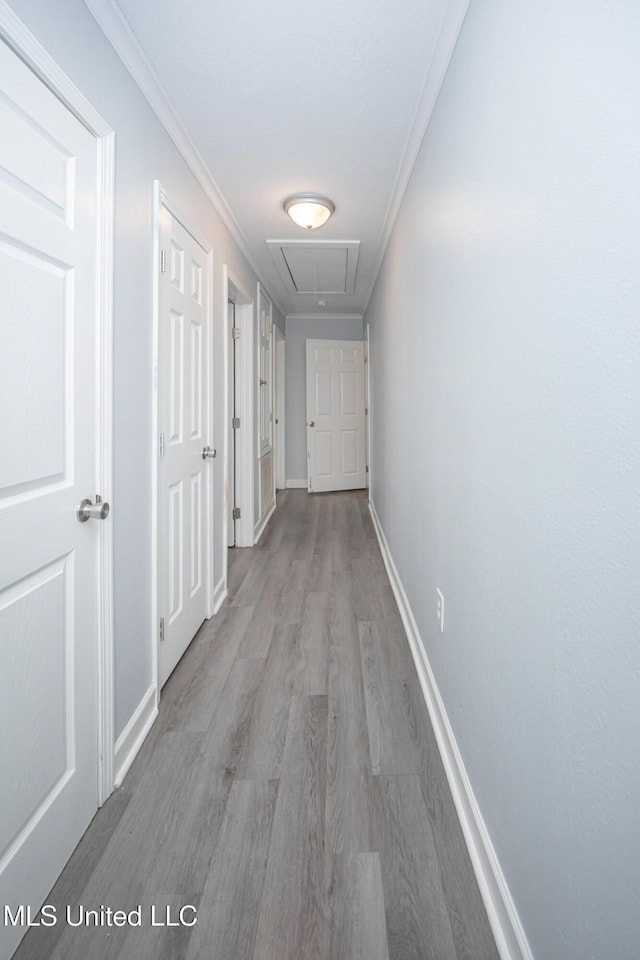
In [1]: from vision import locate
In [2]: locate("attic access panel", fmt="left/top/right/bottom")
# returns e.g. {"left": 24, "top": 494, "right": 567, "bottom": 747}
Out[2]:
{"left": 266, "top": 240, "right": 360, "bottom": 296}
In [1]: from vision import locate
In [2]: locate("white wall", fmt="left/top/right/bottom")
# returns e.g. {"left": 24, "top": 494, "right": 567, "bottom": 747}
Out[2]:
{"left": 284, "top": 316, "right": 363, "bottom": 484}
{"left": 365, "top": 1, "right": 640, "bottom": 958}
{"left": 10, "top": 0, "right": 282, "bottom": 740}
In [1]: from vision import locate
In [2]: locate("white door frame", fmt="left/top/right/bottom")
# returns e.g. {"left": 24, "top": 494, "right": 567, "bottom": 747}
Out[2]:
{"left": 274, "top": 325, "right": 286, "bottom": 491}
{"left": 223, "top": 266, "right": 254, "bottom": 559}
{"left": 152, "top": 182, "right": 214, "bottom": 698}
{"left": 365, "top": 322, "right": 371, "bottom": 490}
{"left": 0, "top": 3, "right": 116, "bottom": 804}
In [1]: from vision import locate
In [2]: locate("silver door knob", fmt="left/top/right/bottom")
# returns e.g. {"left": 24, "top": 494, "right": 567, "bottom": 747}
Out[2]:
{"left": 308, "top": 421, "right": 315, "bottom": 427}
{"left": 76, "top": 496, "right": 110, "bottom": 523}
{"left": 202, "top": 446, "right": 217, "bottom": 459}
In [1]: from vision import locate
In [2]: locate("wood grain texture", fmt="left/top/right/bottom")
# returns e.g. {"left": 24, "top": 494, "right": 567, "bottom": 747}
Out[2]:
{"left": 14, "top": 490, "right": 498, "bottom": 960}
{"left": 351, "top": 557, "right": 385, "bottom": 620}
{"left": 294, "top": 591, "right": 330, "bottom": 695}
{"left": 184, "top": 779, "right": 279, "bottom": 960}
{"left": 409, "top": 680, "right": 500, "bottom": 960}
{"left": 237, "top": 535, "right": 296, "bottom": 658}
{"left": 200, "top": 657, "right": 264, "bottom": 771}
{"left": 370, "top": 774, "right": 458, "bottom": 960}
{"left": 252, "top": 694, "right": 328, "bottom": 960}
{"left": 328, "top": 853, "right": 390, "bottom": 960}
{"left": 11, "top": 789, "right": 132, "bottom": 960}
{"left": 232, "top": 623, "right": 299, "bottom": 780}
{"left": 359, "top": 621, "right": 424, "bottom": 776}
{"left": 44, "top": 733, "right": 230, "bottom": 960}
{"left": 166, "top": 605, "right": 255, "bottom": 733}
{"left": 326, "top": 582, "right": 373, "bottom": 855}
{"left": 226, "top": 545, "right": 254, "bottom": 596}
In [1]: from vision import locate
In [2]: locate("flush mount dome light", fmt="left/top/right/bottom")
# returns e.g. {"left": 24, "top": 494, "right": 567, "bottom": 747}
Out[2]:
{"left": 283, "top": 193, "right": 335, "bottom": 230}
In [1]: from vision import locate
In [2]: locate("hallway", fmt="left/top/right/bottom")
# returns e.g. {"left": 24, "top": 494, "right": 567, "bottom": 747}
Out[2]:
{"left": 15, "top": 491, "right": 497, "bottom": 960}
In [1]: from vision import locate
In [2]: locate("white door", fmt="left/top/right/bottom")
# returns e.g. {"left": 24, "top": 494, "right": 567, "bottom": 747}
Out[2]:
{"left": 306, "top": 339, "right": 367, "bottom": 493}
{"left": 274, "top": 327, "right": 286, "bottom": 490}
{"left": 0, "top": 39, "right": 101, "bottom": 960}
{"left": 158, "top": 208, "right": 211, "bottom": 688}
{"left": 365, "top": 323, "right": 370, "bottom": 488}
{"left": 258, "top": 286, "right": 273, "bottom": 458}
{"left": 228, "top": 299, "right": 237, "bottom": 547}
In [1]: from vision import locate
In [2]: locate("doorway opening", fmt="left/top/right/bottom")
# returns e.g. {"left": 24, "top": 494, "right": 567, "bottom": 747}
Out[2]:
{"left": 274, "top": 325, "right": 286, "bottom": 491}
{"left": 228, "top": 297, "right": 238, "bottom": 547}
{"left": 223, "top": 267, "right": 254, "bottom": 565}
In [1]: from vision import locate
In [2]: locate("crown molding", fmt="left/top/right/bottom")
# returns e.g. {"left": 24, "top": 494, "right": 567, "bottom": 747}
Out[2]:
{"left": 363, "top": 0, "right": 472, "bottom": 313}
{"left": 286, "top": 313, "right": 363, "bottom": 323}
{"left": 84, "top": 0, "right": 285, "bottom": 315}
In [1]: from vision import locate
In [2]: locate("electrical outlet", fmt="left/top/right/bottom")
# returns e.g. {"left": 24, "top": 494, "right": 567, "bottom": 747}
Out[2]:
{"left": 436, "top": 589, "right": 445, "bottom": 633}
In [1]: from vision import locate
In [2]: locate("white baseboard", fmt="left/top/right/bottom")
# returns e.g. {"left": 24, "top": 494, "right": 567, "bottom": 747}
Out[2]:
{"left": 113, "top": 683, "right": 158, "bottom": 788}
{"left": 212, "top": 576, "right": 227, "bottom": 614}
{"left": 368, "top": 499, "right": 534, "bottom": 960}
{"left": 254, "top": 501, "right": 276, "bottom": 544}
{"left": 286, "top": 478, "right": 307, "bottom": 489}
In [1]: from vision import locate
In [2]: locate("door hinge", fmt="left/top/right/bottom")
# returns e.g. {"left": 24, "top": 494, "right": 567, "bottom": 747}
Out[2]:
{"left": 232, "top": 417, "right": 240, "bottom": 429}
{"left": 233, "top": 507, "right": 241, "bottom": 520}
{"left": 159, "top": 617, "right": 165, "bottom": 642}
{"left": 232, "top": 326, "right": 240, "bottom": 340}
{"left": 159, "top": 432, "right": 165, "bottom": 457}
{"left": 365, "top": 407, "right": 368, "bottom": 415}
{"left": 160, "top": 249, "right": 166, "bottom": 273}
{"left": 366, "top": 465, "right": 369, "bottom": 473}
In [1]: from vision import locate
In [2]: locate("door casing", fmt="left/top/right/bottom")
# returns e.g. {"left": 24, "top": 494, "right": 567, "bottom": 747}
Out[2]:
{"left": 223, "top": 266, "right": 255, "bottom": 555}
{"left": 274, "top": 325, "right": 286, "bottom": 491}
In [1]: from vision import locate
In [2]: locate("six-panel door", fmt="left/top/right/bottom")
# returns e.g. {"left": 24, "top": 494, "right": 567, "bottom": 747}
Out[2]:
{"left": 158, "top": 208, "right": 210, "bottom": 688}
{"left": 0, "top": 39, "right": 101, "bottom": 960}
{"left": 306, "top": 340, "right": 367, "bottom": 492}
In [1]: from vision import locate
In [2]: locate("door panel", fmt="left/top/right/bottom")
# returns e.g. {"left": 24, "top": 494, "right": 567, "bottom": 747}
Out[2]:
{"left": 159, "top": 209, "right": 210, "bottom": 688}
{"left": 168, "top": 480, "right": 184, "bottom": 621}
{"left": 190, "top": 320, "right": 202, "bottom": 437}
{"left": 0, "top": 38, "right": 100, "bottom": 960}
{"left": 340, "top": 371, "right": 357, "bottom": 415}
{"left": 316, "top": 432, "right": 333, "bottom": 477}
{"left": 341, "top": 430, "right": 358, "bottom": 475}
{"left": 190, "top": 472, "right": 202, "bottom": 596}
{"left": 315, "top": 370, "right": 332, "bottom": 415}
{"left": 306, "top": 339, "right": 366, "bottom": 492}
{"left": 0, "top": 241, "right": 68, "bottom": 491}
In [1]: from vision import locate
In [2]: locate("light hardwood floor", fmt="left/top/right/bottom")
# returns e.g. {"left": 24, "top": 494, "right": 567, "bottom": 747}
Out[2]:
{"left": 14, "top": 489, "right": 499, "bottom": 960}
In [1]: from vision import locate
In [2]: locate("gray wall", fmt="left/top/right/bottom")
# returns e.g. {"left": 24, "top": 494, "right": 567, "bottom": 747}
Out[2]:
{"left": 285, "top": 316, "right": 364, "bottom": 483}
{"left": 11, "top": 0, "right": 282, "bottom": 739}
{"left": 365, "top": 1, "right": 640, "bottom": 957}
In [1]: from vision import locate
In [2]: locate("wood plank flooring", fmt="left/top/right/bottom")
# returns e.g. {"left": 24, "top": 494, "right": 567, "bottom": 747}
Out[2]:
{"left": 13, "top": 489, "right": 499, "bottom": 960}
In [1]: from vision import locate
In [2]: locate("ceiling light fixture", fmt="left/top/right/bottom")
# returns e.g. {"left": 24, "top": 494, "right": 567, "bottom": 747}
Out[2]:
{"left": 283, "top": 193, "right": 335, "bottom": 230}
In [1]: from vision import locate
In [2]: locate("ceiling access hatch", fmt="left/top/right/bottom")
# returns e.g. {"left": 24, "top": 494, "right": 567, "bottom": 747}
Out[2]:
{"left": 266, "top": 240, "right": 360, "bottom": 296}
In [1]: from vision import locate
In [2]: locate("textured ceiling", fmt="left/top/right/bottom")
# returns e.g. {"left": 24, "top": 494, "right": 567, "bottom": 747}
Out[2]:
{"left": 105, "top": 0, "right": 451, "bottom": 317}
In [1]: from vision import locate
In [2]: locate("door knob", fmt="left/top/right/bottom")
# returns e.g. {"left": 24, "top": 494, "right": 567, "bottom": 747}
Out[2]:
{"left": 308, "top": 421, "right": 315, "bottom": 427}
{"left": 76, "top": 496, "right": 110, "bottom": 523}
{"left": 202, "top": 446, "right": 217, "bottom": 459}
